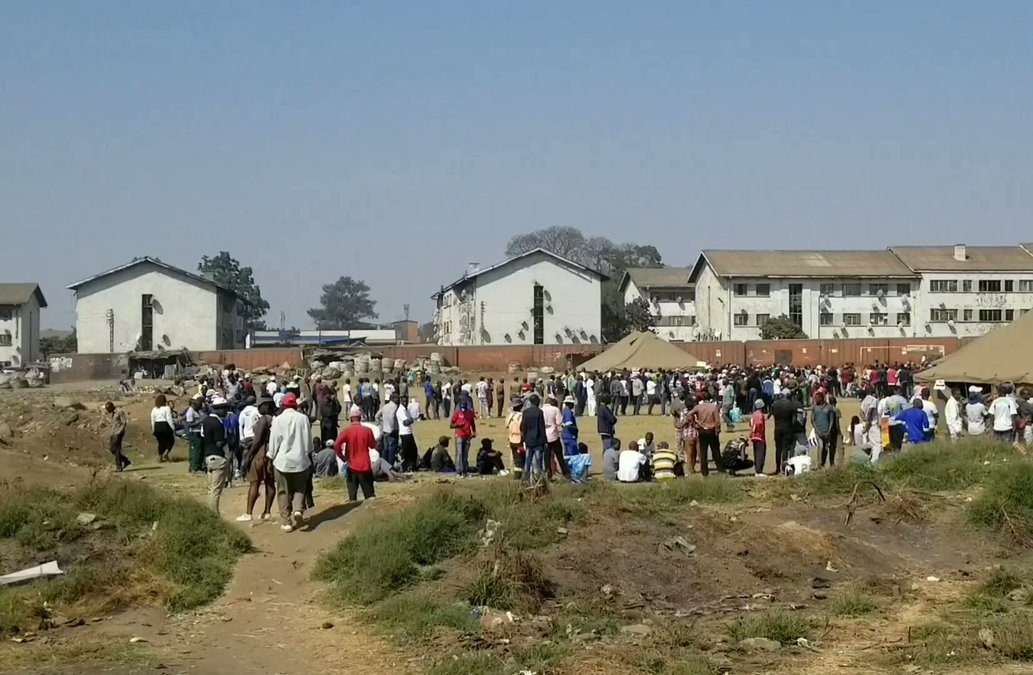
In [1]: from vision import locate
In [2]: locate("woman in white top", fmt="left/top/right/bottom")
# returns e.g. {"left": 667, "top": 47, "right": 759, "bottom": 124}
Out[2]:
{"left": 150, "top": 394, "right": 177, "bottom": 461}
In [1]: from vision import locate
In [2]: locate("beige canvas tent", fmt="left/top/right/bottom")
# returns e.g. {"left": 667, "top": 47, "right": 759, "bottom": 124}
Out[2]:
{"left": 577, "top": 331, "right": 704, "bottom": 372}
{"left": 915, "top": 310, "right": 1033, "bottom": 386}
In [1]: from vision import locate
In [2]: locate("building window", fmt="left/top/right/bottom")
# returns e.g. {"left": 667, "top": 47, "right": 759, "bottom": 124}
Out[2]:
{"left": 1020, "top": 280, "right": 1033, "bottom": 292}
{"left": 979, "top": 309, "right": 1003, "bottom": 322}
{"left": 930, "top": 308, "right": 958, "bottom": 322}
{"left": 896, "top": 283, "right": 912, "bottom": 296}
{"left": 755, "top": 283, "right": 770, "bottom": 297}
{"left": 895, "top": 312, "right": 909, "bottom": 326}
{"left": 962, "top": 280, "right": 972, "bottom": 292}
{"left": 756, "top": 313, "right": 770, "bottom": 326}
{"left": 819, "top": 312, "right": 833, "bottom": 326}
{"left": 843, "top": 313, "right": 862, "bottom": 326}
{"left": 819, "top": 283, "right": 836, "bottom": 296}
{"left": 1005, "top": 280, "right": 1015, "bottom": 292}
{"left": 930, "top": 279, "right": 958, "bottom": 293}
{"left": 869, "top": 283, "right": 888, "bottom": 297}
{"left": 0, "top": 308, "right": 11, "bottom": 321}
{"left": 979, "top": 280, "right": 1002, "bottom": 293}
{"left": 733, "top": 283, "right": 748, "bottom": 297}
{"left": 788, "top": 283, "right": 803, "bottom": 328}
{"left": 869, "top": 312, "right": 888, "bottom": 326}
{"left": 963, "top": 309, "right": 973, "bottom": 321}
{"left": 1006, "top": 309, "right": 1015, "bottom": 321}
{"left": 532, "top": 284, "right": 544, "bottom": 345}
{"left": 734, "top": 313, "right": 749, "bottom": 326}
{"left": 0, "top": 333, "right": 10, "bottom": 347}
{"left": 842, "top": 282, "right": 862, "bottom": 297}
{"left": 140, "top": 294, "right": 154, "bottom": 351}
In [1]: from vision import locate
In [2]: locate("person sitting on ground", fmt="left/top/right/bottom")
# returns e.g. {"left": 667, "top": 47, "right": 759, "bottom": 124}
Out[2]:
{"left": 617, "top": 440, "right": 649, "bottom": 483}
{"left": 311, "top": 438, "right": 339, "bottom": 478}
{"left": 425, "top": 436, "right": 456, "bottom": 473}
{"left": 567, "top": 442, "right": 593, "bottom": 483}
{"left": 369, "top": 446, "right": 405, "bottom": 481}
{"left": 476, "top": 438, "right": 507, "bottom": 476}
{"left": 602, "top": 437, "right": 622, "bottom": 480}
{"left": 651, "top": 441, "right": 680, "bottom": 481}
{"left": 639, "top": 432, "right": 656, "bottom": 459}
{"left": 720, "top": 437, "right": 755, "bottom": 476}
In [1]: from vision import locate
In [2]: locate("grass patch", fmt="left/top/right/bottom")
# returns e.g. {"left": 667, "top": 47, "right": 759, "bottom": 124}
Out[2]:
{"left": 618, "top": 476, "right": 745, "bottom": 513}
{"left": 967, "top": 568, "right": 1025, "bottom": 614}
{"left": 369, "top": 592, "right": 478, "bottom": 640}
{"left": 878, "top": 439, "right": 1021, "bottom": 491}
{"left": 463, "top": 545, "right": 553, "bottom": 612}
{"left": 634, "top": 649, "right": 722, "bottom": 675}
{"left": 831, "top": 588, "right": 879, "bottom": 618}
{"left": 428, "top": 651, "right": 504, "bottom": 675}
{"left": 969, "top": 463, "right": 1033, "bottom": 544}
{"left": 728, "top": 610, "right": 817, "bottom": 645}
{"left": 0, "top": 637, "right": 161, "bottom": 672}
{"left": 0, "top": 478, "right": 251, "bottom": 637}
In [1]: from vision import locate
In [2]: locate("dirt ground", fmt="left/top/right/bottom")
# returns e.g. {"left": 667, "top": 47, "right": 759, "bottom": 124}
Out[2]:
{"left": 0, "top": 380, "right": 1022, "bottom": 675}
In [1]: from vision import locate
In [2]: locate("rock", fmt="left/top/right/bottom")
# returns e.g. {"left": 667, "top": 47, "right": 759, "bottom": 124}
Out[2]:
{"left": 53, "top": 396, "right": 85, "bottom": 410}
{"left": 738, "top": 637, "right": 781, "bottom": 652}
{"left": 812, "top": 592, "right": 828, "bottom": 600}
{"left": 926, "top": 576, "right": 941, "bottom": 583}
{"left": 480, "top": 610, "right": 510, "bottom": 631}
{"left": 556, "top": 527, "right": 568, "bottom": 535}
{"left": 572, "top": 632, "right": 600, "bottom": 642}
{"left": 811, "top": 577, "right": 832, "bottom": 589}
{"left": 620, "top": 624, "right": 652, "bottom": 636}
{"left": 321, "top": 621, "right": 334, "bottom": 630}
{"left": 76, "top": 513, "right": 97, "bottom": 526}
{"left": 10, "top": 377, "right": 28, "bottom": 390}
{"left": 1008, "top": 588, "right": 1029, "bottom": 603}
{"left": 62, "top": 413, "right": 79, "bottom": 426}
{"left": 129, "top": 636, "right": 147, "bottom": 644}
{"left": 0, "top": 422, "right": 12, "bottom": 440}
{"left": 979, "top": 627, "right": 994, "bottom": 649}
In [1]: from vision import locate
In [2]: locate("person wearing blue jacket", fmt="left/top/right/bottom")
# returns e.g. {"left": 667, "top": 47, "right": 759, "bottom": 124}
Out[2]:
{"left": 561, "top": 395, "right": 579, "bottom": 456}
{"left": 894, "top": 397, "right": 931, "bottom": 445}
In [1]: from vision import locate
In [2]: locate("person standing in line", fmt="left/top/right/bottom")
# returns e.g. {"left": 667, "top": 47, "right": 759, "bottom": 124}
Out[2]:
{"left": 506, "top": 398, "right": 525, "bottom": 480}
{"left": 184, "top": 395, "right": 205, "bottom": 473}
{"left": 750, "top": 399, "right": 767, "bottom": 476}
{"left": 150, "top": 394, "right": 176, "bottom": 462}
{"left": 335, "top": 405, "right": 377, "bottom": 502}
{"left": 476, "top": 376, "right": 490, "bottom": 418}
{"left": 631, "top": 375, "right": 644, "bottom": 415}
{"left": 585, "top": 374, "right": 597, "bottom": 417}
{"left": 596, "top": 393, "right": 617, "bottom": 451}
{"left": 541, "top": 395, "right": 570, "bottom": 479}
{"left": 964, "top": 390, "right": 989, "bottom": 436}
{"left": 561, "top": 395, "right": 579, "bottom": 457}
{"left": 450, "top": 397, "right": 476, "bottom": 476}
{"left": 397, "top": 395, "right": 419, "bottom": 471}
{"left": 811, "top": 392, "right": 836, "bottom": 468}
{"left": 442, "top": 379, "right": 454, "bottom": 419}
{"left": 236, "top": 396, "right": 276, "bottom": 523}
{"left": 989, "top": 384, "right": 1018, "bottom": 443}
{"left": 200, "top": 397, "right": 230, "bottom": 513}
{"left": 267, "top": 393, "right": 313, "bottom": 532}
{"left": 104, "top": 401, "right": 131, "bottom": 472}
{"left": 771, "top": 392, "right": 801, "bottom": 472}
{"left": 495, "top": 378, "right": 506, "bottom": 418}
{"left": 944, "top": 388, "right": 963, "bottom": 441}
{"left": 688, "top": 391, "right": 722, "bottom": 476}
{"left": 376, "top": 393, "right": 400, "bottom": 466}
{"left": 520, "top": 394, "right": 547, "bottom": 483}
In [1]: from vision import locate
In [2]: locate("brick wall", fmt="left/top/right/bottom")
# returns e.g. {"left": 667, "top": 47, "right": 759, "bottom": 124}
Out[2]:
{"left": 194, "top": 348, "right": 304, "bottom": 371}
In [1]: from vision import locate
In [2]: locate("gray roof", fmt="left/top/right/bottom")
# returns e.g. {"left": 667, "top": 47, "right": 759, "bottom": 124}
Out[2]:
{"left": 890, "top": 245, "right": 1033, "bottom": 272}
{"left": 0, "top": 283, "right": 47, "bottom": 308}
{"left": 432, "top": 248, "right": 609, "bottom": 299}
{"left": 67, "top": 257, "right": 238, "bottom": 296}
{"left": 690, "top": 249, "right": 916, "bottom": 280}
{"left": 620, "top": 267, "right": 693, "bottom": 291}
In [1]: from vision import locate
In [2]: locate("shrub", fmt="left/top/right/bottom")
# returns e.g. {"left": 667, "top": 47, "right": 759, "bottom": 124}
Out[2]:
{"left": 728, "top": 611, "right": 817, "bottom": 645}
{"left": 831, "top": 589, "right": 879, "bottom": 618}
{"left": 369, "top": 592, "right": 478, "bottom": 640}
{"left": 968, "top": 463, "right": 1033, "bottom": 544}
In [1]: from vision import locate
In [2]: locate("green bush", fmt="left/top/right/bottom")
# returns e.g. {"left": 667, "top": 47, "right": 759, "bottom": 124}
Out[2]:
{"left": 878, "top": 440, "right": 1021, "bottom": 491}
{"left": 968, "top": 463, "right": 1033, "bottom": 543}
{"left": 831, "top": 589, "right": 879, "bottom": 618}
{"left": 728, "top": 611, "right": 817, "bottom": 645}
{"left": 369, "top": 592, "right": 478, "bottom": 640}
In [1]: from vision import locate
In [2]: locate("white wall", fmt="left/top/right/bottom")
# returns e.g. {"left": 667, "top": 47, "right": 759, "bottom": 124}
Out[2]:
{"left": 623, "top": 279, "right": 698, "bottom": 341}
{"left": 916, "top": 271, "right": 1033, "bottom": 338}
{"left": 0, "top": 297, "right": 40, "bottom": 366}
{"left": 74, "top": 265, "right": 224, "bottom": 353}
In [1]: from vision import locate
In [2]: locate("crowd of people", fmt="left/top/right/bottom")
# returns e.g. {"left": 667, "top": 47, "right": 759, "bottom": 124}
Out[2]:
{"left": 90, "top": 357, "right": 1033, "bottom": 533}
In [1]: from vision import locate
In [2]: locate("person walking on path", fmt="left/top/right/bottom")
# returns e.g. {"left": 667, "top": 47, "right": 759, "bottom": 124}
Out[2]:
{"left": 104, "top": 401, "right": 131, "bottom": 472}
{"left": 236, "top": 396, "right": 276, "bottom": 523}
{"left": 150, "top": 394, "right": 176, "bottom": 462}
{"left": 267, "top": 393, "right": 313, "bottom": 532}
{"left": 334, "top": 405, "right": 378, "bottom": 502}
{"left": 201, "top": 396, "right": 230, "bottom": 513}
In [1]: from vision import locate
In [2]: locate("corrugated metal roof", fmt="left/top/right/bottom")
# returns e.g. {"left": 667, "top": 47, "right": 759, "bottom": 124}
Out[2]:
{"left": 890, "top": 245, "right": 1033, "bottom": 272}
{"left": 0, "top": 283, "right": 47, "bottom": 308}
{"left": 695, "top": 250, "right": 916, "bottom": 279}
{"left": 431, "top": 248, "right": 609, "bottom": 299}
{"left": 621, "top": 267, "right": 693, "bottom": 290}
{"left": 67, "top": 257, "right": 238, "bottom": 296}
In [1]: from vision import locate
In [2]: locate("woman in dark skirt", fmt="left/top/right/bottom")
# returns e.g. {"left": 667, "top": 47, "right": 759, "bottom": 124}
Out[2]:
{"left": 150, "top": 394, "right": 177, "bottom": 461}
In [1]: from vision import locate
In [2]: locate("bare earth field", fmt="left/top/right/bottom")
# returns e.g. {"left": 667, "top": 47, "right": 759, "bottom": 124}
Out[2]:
{"left": 2, "top": 382, "right": 1033, "bottom": 675}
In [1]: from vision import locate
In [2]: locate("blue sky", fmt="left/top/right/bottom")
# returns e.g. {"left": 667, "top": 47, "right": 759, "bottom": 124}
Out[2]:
{"left": 3, "top": 1, "right": 1032, "bottom": 329}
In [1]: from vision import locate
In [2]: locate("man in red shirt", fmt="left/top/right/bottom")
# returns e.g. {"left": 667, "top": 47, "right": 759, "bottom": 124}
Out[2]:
{"left": 450, "top": 399, "right": 477, "bottom": 476}
{"left": 334, "top": 405, "right": 377, "bottom": 501}
{"left": 750, "top": 399, "right": 767, "bottom": 476}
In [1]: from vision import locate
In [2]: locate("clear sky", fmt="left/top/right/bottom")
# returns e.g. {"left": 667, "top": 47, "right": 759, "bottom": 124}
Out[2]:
{"left": 3, "top": 1, "right": 1032, "bottom": 329}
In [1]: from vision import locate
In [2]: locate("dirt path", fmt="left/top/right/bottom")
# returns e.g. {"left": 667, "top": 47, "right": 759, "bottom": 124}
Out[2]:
{"left": 3, "top": 452, "right": 416, "bottom": 675}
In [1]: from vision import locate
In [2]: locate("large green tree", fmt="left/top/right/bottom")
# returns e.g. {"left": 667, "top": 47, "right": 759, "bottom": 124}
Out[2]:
{"left": 198, "top": 252, "right": 270, "bottom": 330}
{"left": 759, "top": 315, "right": 808, "bottom": 340}
{"left": 504, "top": 227, "right": 664, "bottom": 341}
{"left": 308, "top": 276, "right": 378, "bottom": 330}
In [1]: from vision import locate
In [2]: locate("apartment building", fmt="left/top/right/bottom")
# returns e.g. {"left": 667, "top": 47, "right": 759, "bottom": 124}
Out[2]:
{"left": 688, "top": 244, "right": 1033, "bottom": 341}
{"left": 618, "top": 267, "right": 696, "bottom": 341}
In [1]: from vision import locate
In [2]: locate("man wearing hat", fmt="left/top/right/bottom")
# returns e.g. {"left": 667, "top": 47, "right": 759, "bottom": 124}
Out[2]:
{"left": 505, "top": 398, "right": 525, "bottom": 481}
{"left": 561, "top": 395, "right": 579, "bottom": 457}
{"left": 201, "top": 396, "right": 231, "bottom": 513}
{"left": 334, "top": 405, "right": 377, "bottom": 502}
{"left": 267, "top": 393, "right": 313, "bottom": 532}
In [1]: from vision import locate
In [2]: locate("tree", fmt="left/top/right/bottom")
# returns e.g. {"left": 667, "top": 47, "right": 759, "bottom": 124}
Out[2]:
{"left": 198, "top": 252, "right": 270, "bottom": 330}
{"left": 622, "top": 297, "right": 654, "bottom": 334}
{"left": 504, "top": 227, "right": 664, "bottom": 341}
{"left": 419, "top": 320, "right": 436, "bottom": 343}
{"left": 40, "top": 328, "right": 77, "bottom": 356}
{"left": 759, "top": 315, "right": 808, "bottom": 340}
{"left": 308, "top": 276, "right": 378, "bottom": 329}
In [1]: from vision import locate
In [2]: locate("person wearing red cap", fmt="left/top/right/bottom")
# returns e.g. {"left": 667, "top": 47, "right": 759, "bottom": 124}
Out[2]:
{"left": 334, "top": 405, "right": 377, "bottom": 501}
{"left": 267, "top": 392, "right": 313, "bottom": 532}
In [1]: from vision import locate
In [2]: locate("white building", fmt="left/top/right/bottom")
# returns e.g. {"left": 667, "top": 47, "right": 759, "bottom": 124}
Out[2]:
{"left": 689, "top": 250, "right": 919, "bottom": 341}
{"left": 68, "top": 257, "right": 244, "bottom": 354}
{"left": 432, "top": 248, "right": 606, "bottom": 346}
{"left": 888, "top": 244, "right": 1033, "bottom": 338}
{"left": 618, "top": 267, "right": 697, "bottom": 341}
{"left": 688, "top": 244, "right": 1033, "bottom": 341}
{"left": 0, "top": 284, "right": 47, "bottom": 367}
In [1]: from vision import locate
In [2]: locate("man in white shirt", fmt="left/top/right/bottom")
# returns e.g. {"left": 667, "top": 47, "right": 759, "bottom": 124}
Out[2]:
{"left": 476, "top": 377, "right": 490, "bottom": 418}
{"left": 267, "top": 393, "right": 313, "bottom": 532}
{"left": 341, "top": 379, "right": 353, "bottom": 407}
{"left": 918, "top": 388, "right": 939, "bottom": 441}
{"left": 944, "top": 389, "right": 963, "bottom": 440}
{"left": 989, "top": 384, "right": 1018, "bottom": 443}
{"left": 265, "top": 378, "right": 278, "bottom": 398}
{"left": 617, "top": 443, "right": 648, "bottom": 482}
{"left": 965, "top": 393, "right": 989, "bottom": 436}
{"left": 396, "top": 396, "right": 418, "bottom": 471}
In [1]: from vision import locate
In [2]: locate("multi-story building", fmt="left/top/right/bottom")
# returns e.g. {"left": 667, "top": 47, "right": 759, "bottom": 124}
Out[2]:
{"left": 0, "top": 283, "right": 47, "bottom": 367}
{"left": 618, "top": 267, "right": 696, "bottom": 341}
{"left": 688, "top": 244, "right": 1033, "bottom": 341}
{"left": 432, "top": 248, "right": 606, "bottom": 346}
{"left": 888, "top": 244, "right": 1033, "bottom": 338}
{"left": 68, "top": 257, "right": 244, "bottom": 353}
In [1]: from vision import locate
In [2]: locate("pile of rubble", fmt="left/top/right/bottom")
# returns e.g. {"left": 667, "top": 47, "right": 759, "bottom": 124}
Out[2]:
{"left": 0, "top": 370, "right": 47, "bottom": 390}
{"left": 306, "top": 351, "right": 456, "bottom": 381}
